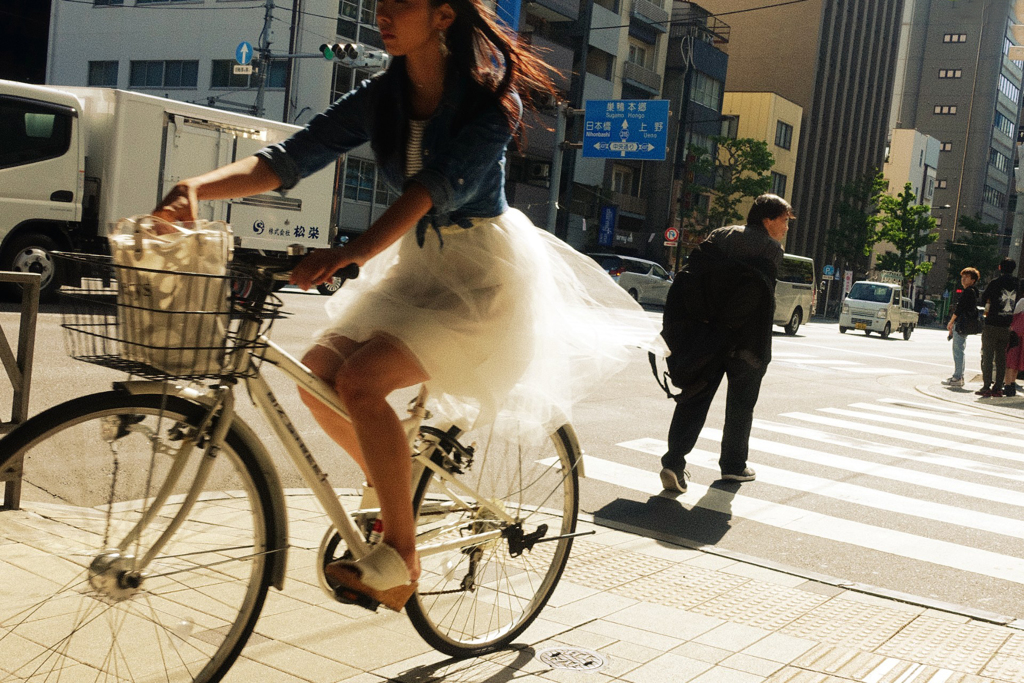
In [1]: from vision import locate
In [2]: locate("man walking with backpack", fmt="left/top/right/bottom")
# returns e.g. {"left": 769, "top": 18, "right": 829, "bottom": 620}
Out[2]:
{"left": 977, "top": 258, "right": 1019, "bottom": 397}
{"left": 659, "top": 194, "right": 791, "bottom": 493}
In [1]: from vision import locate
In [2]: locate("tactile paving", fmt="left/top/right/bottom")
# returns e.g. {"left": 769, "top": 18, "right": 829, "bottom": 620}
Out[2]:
{"left": 872, "top": 615, "right": 1012, "bottom": 675}
{"left": 687, "top": 579, "right": 830, "bottom": 630}
{"left": 559, "top": 544, "right": 677, "bottom": 591}
{"left": 764, "top": 666, "right": 847, "bottom": 682}
{"left": 780, "top": 597, "right": 916, "bottom": 650}
{"left": 610, "top": 565, "right": 750, "bottom": 609}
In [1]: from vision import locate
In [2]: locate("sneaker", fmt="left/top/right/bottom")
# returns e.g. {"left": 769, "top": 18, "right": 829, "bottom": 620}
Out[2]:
{"left": 942, "top": 377, "right": 964, "bottom": 387}
{"left": 976, "top": 387, "right": 992, "bottom": 396}
{"left": 988, "top": 389, "right": 1004, "bottom": 398}
{"left": 660, "top": 467, "right": 689, "bottom": 493}
{"left": 721, "top": 467, "right": 757, "bottom": 482}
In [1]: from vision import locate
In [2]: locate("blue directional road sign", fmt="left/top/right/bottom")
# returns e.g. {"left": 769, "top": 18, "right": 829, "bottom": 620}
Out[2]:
{"left": 236, "top": 42, "right": 254, "bottom": 65}
{"left": 583, "top": 99, "right": 669, "bottom": 160}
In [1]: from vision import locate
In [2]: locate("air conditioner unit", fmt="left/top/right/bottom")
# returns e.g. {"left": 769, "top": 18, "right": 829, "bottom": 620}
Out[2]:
{"left": 529, "top": 162, "right": 551, "bottom": 180}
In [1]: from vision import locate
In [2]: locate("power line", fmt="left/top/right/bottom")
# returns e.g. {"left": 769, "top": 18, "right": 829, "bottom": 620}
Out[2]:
{"left": 60, "top": 0, "right": 263, "bottom": 10}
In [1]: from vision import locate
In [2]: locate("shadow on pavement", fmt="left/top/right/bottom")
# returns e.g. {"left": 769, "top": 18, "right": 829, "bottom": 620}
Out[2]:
{"left": 391, "top": 645, "right": 536, "bottom": 682}
{"left": 592, "top": 481, "right": 739, "bottom": 547}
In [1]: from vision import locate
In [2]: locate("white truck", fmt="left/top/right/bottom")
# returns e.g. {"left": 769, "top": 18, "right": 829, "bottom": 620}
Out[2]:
{"left": 838, "top": 280, "right": 919, "bottom": 340}
{"left": 0, "top": 79, "right": 336, "bottom": 299}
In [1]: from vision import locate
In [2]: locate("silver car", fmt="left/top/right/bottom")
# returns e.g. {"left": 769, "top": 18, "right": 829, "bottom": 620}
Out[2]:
{"left": 589, "top": 253, "right": 673, "bottom": 305}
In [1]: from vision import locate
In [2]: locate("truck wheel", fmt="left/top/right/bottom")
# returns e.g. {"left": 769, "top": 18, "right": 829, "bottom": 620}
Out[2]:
{"left": 628, "top": 288, "right": 639, "bottom": 302}
{"left": 784, "top": 309, "right": 802, "bottom": 335}
{"left": 839, "top": 326, "right": 848, "bottom": 334}
{"left": 903, "top": 324, "right": 913, "bottom": 340}
{"left": 1, "top": 234, "right": 62, "bottom": 301}
{"left": 880, "top": 322, "right": 891, "bottom": 339}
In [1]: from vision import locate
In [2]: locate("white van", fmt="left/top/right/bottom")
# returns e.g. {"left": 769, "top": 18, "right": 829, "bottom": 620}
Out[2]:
{"left": 774, "top": 254, "right": 815, "bottom": 335}
{"left": 839, "top": 281, "right": 918, "bottom": 339}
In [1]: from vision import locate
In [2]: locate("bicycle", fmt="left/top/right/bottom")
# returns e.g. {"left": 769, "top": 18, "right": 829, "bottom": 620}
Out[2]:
{"left": 0, "top": 251, "right": 586, "bottom": 682}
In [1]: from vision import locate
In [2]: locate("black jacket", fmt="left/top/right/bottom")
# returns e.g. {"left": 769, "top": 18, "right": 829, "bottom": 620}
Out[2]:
{"left": 981, "top": 274, "right": 1019, "bottom": 327}
{"left": 952, "top": 285, "right": 979, "bottom": 330}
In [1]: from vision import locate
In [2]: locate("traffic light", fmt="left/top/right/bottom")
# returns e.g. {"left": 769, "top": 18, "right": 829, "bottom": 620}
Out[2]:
{"left": 318, "top": 43, "right": 388, "bottom": 68}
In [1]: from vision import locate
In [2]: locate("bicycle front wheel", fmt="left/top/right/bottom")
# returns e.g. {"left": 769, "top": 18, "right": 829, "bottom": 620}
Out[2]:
{"left": 0, "top": 391, "right": 274, "bottom": 683}
{"left": 406, "top": 423, "right": 581, "bottom": 657}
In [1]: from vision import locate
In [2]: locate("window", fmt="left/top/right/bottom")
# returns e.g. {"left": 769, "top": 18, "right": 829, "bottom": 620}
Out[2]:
{"left": 770, "top": 171, "right": 787, "bottom": 197}
{"left": 1005, "top": 36, "right": 1024, "bottom": 68}
{"left": 690, "top": 72, "right": 723, "bottom": 109}
{"left": 983, "top": 184, "right": 1007, "bottom": 207}
{"left": 344, "top": 157, "right": 376, "bottom": 202}
{"left": 87, "top": 61, "right": 118, "bottom": 86}
{"left": 999, "top": 74, "right": 1020, "bottom": 103}
{"left": 996, "top": 111, "right": 1016, "bottom": 137}
{"left": 940, "top": 142, "right": 953, "bottom": 152}
{"left": 612, "top": 166, "right": 634, "bottom": 195}
{"left": 93, "top": 0, "right": 124, "bottom": 5}
{"left": 332, "top": 64, "right": 375, "bottom": 99}
{"left": 933, "top": 105, "right": 958, "bottom": 115}
{"left": 991, "top": 148, "right": 1011, "bottom": 173}
{"left": 937, "top": 179, "right": 948, "bottom": 189}
{"left": 774, "top": 121, "right": 793, "bottom": 150}
{"left": 211, "top": 60, "right": 287, "bottom": 88}
{"left": 129, "top": 60, "right": 198, "bottom": 88}
{"left": 627, "top": 42, "right": 648, "bottom": 68}
{"left": 943, "top": 33, "right": 968, "bottom": 43}
{"left": 0, "top": 98, "right": 74, "bottom": 169}
{"left": 938, "top": 69, "right": 963, "bottom": 78}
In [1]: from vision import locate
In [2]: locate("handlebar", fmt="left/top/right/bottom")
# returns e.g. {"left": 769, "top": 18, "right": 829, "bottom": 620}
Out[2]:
{"left": 234, "top": 251, "right": 360, "bottom": 286}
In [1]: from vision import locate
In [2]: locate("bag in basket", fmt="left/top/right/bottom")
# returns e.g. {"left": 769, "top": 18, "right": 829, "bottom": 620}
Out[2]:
{"left": 108, "top": 216, "right": 234, "bottom": 376}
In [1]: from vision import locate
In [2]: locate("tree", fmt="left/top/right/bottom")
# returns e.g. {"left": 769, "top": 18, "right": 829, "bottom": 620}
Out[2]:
{"left": 945, "top": 213, "right": 1001, "bottom": 290}
{"left": 873, "top": 182, "right": 939, "bottom": 291}
{"left": 679, "top": 136, "right": 774, "bottom": 238}
{"left": 826, "top": 170, "right": 886, "bottom": 276}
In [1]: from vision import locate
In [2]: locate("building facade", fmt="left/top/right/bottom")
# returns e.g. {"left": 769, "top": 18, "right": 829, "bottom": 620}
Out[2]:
{"left": 700, "top": 0, "right": 904, "bottom": 273}
{"left": 894, "top": 0, "right": 1024, "bottom": 288}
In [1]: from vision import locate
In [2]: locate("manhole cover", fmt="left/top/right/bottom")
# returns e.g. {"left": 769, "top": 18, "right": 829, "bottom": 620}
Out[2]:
{"left": 537, "top": 647, "right": 606, "bottom": 671}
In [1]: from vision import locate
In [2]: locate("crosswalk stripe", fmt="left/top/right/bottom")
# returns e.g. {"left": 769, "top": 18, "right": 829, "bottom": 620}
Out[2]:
{"left": 782, "top": 412, "right": 1024, "bottom": 464}
{"left": 838, "top": 366, "right": 915, "bottom": 374}
{"left": 575, "top": 454, "right": 1024, "bottom": 585}
{"left": 876, "top": 398, "right": 985, "bottom": 415}
{"left": 776, "top": 359, "right": 861, "bottom": 365}
{"left": 700, "top": 427, "right": 1024, "bottom": 509}
{"left": 751, "top": 419, "right": 1024, "bottom": 484}
{"left": 850, "top": 402, "right": 1024, "bottom": 436}
{"left": 615, "top": 440, "right": 1024, "bottom": 540}
{"left": 820, "top": 408, "right": 1024, "bottom": 449}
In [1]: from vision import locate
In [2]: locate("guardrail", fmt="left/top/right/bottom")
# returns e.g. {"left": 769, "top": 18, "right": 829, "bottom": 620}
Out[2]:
{"left": 0, "top": 271, "right": 40, "bottom": 510}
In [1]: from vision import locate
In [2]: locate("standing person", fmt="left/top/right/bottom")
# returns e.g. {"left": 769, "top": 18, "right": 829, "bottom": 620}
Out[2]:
{"left": 659, "top": 194, "right": 790, "bottom": 493}
{"left": 153, "top": 0, "right": 662, "bottom": 610}
{"left": 977, "top": 258, "right": 1019, "bottom": 397}
{"left": 942, "top": 267, "right": 981, "bottom": 388}
{"left": 1000, "top": 283, "right": 1024, "bottom": 397}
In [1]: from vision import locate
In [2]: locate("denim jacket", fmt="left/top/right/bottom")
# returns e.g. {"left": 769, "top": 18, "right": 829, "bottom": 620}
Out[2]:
{"left": 256, "top": 62, "right": 518, "bottom": 246}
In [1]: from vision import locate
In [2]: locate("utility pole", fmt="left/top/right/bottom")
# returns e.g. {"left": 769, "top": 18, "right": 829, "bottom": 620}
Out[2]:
{"left": 252, "top": 0, "right": 275, "bottom": 119}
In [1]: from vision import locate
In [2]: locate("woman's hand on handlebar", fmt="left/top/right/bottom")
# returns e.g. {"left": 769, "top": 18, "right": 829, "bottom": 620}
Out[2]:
{"left": 152, "top": 182, "right": 199, "bottom": 227}
{"left": 290, "top": 249, "right": 357, "bottom": 291}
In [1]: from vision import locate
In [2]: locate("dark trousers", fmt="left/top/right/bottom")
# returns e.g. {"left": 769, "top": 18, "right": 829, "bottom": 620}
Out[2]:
{"left": 662, "top": 355, "right": 766, "bottom": 476}
{"left": 981, "top": 325, "right": 1011, "bottom": 389}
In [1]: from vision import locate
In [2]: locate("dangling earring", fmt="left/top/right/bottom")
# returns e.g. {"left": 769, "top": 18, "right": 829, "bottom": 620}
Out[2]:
{"left": 438, "top": 29, "right": 450, "bottom": 58}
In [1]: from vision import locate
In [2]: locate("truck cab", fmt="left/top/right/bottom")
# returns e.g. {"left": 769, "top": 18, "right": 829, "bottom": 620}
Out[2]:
{"left": 839, "top": 280, "right": 918, "bottom": 340}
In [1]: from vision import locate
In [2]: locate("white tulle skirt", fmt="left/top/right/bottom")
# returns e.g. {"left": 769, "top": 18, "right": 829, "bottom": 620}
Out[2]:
{"left": 316, "top": 208, "right": 665, "bottom": 439}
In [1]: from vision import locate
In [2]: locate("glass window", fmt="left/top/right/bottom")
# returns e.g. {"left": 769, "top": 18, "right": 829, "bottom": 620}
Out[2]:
{"left": 0, "top": 98, "right": 74, "bottom": 170}
{"left": 652, "top": 264, "right": 669, "bottom": 280}
{"left": 130, "top": 60, "right": 197, "bottom": 88}
{"left": 770, "top": 171, "right": 787, "bottom": 197}
{"left": 940, "top": 142, "right": 953, "bottom": 151}
{"left": 360, "top": 0, "right": 376, "bottom": 25}
{"left": 999, "top": 74, "right": 1020, "bottom": 103}
{"left": 995, "top": 111, "right": 1016, "bottom": 137}
{"left": 339, "top": 0, "right": 358, "bottom": 19}
{"left": 938, "top": 69, "right": 963, "bottom": 78}
{"left": 87, "top": 61, "right": 118, "bottom": 86}
{"left": 163, "top": 61, "right": 198, "bottom": 88}
{"left": 690, "top": 72, "right": 722, "bottom": 109}
{"left": 774, "top": 121, "right": 793, "bottom": 149}
{"left": 344, "top": 157, "right": 375, "bottom": 203}
{"left": 990, "top": 148, "right": 1010, "bottom": 173}
{"left": 933, "top": 104, "right": 957, "bottom": 115}
{"left": 211, "top": 60, "right": 249, "bottom": 88}
{"left": 627, "top": 43, "right": 647, "bottom": 68}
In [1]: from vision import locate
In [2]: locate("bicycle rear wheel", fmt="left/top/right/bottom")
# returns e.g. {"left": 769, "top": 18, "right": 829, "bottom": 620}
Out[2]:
{"left": 0, "top": 391, "right": 274, "bottom": 683}
{"left": 405, "top": 424, "right": 580, "bottom": 657}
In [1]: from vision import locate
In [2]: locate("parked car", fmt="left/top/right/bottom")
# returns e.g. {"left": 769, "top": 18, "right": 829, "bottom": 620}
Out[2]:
{"left": 588, "top": 253, "right": 672, "bottom": 306}
{"left": 774, "top": 254, "right": 815, "bottom": 335}
{"left": 839, "top": 280, "right": 918, "bottom": 339}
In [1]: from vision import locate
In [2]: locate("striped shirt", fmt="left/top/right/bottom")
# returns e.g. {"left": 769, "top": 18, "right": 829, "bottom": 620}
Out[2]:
{"left": 405, "top": 120, "right": 427, "bottom": 178}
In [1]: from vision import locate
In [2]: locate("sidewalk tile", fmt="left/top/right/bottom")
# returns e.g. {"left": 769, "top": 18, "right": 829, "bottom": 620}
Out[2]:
{"left": 721, "top": 653, "right": 786, "bottom": 677}
{"left": 547, "top": 579, "right": 602, "bottom": 608}
{"left": 692, "top": 622, "right": 772, "bottom": 652}
{"left": 614, "top": 564, "right": 750, "bottom": 609}
{"left": 780, "top": 596, "right": 915, "bottom": 650}
{"left": 741, "top": 633, "right": 816, "bottom": 664}
{"left": 605, "top": 602, "right": 723, "bottom": 641}
{"left": 684, "top": 553, "right": 739, "bottom": 571}
{"left": 242, "top": 640, "right": 360, "bottom": 683}
{"left": 693, "top": 581, "right": 829, "bottom": 630}
{"left": 839, "top": 589, "right": 925, "bottom": 615}
{"left": 288, "top": 619, "right": 433, "bottom": 670}
{"left": 763, "top": 666, "right": 847, "bottom": 682}
{"left": 620, "top": 652, "right": 713, "bottom": 683}
{"left": 719, "top": 563, "right": 808, "bottom": 588}
{"left": 541, "top": 669, "right": 617, "bottom": 682}
{"left": 688, "top": 664, "right": 766, "bottom": 683}
{"left": 333, "top": 674, "right": 387, "bottom": 683}
{"left": 538, "top": 628, "right": 618, "bottom": 651}
{"left": 522, "top": 616, "right": 575, "bottom": 644}
{"left": 581, "top": 620, "right": 685, "bottom": 652}
{"left": 875, "top": 615, "right": 1013, "bottom": 674}
{"left": 222, "top": 655, "right": 314, "bottom": 682}
{"left": 670, "top": 642, "right": 733, "bottom": 664}
{"left": 602, "top": 639, "right": 671, "bottom": 665}
{"left": 611, "top": 536, "right": 703, "bottom": 563}
{"left": 922, "top": 607, "right": 972, "bottom": 623}
{"left": 794, "top": 581, "right": 845, "bottom": 598}
{"left": 541, "top": 591, "right": 638, "bottom": 627}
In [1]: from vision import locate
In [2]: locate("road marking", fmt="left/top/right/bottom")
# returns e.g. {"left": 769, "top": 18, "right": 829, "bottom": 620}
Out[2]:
{"left": 876, "top": 398, "right": 987, "bottom": 416}
{"left": 751, "top": 419, "right": 1024, "bottom": 484}
{"left": 820, "top": 408, "right": 1024, "bottom": 449}
{"left": 781, "top": 413, "right": 1024, "bottom": 464}
{"left": 774, "top": 340, "right": 950, "bottom": 368}
{"left": 776, "top": 359, "right": 860, "bottom": 365}
{"left": 616, "top": 440, "right": 1024, "bottom": 539}
{"left": 572, "top": 454, "right": 1024, "bottom": 585}
{"left": 851, "top": 402, "right": 1024, "bottom": 435}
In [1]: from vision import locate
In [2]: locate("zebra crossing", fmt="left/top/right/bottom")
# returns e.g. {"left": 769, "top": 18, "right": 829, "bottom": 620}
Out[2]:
{"left": 772, "top": 351, "right": 916, "bottom": 374}
{"left": 579, "top": 398, "right": 1024, "bottom": 588}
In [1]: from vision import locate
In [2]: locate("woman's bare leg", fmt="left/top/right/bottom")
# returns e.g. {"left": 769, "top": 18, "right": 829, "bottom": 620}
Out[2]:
{"left": 299, "top": 339, "right": 368, "bottom": 473}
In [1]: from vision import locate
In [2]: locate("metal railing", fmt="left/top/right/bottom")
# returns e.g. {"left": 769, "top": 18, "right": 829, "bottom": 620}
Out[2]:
{"left": 0, "top": 271, "right": 40, "bottom": 510}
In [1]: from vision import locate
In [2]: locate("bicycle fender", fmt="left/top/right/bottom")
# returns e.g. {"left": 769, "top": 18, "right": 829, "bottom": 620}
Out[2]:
{"left": 557, "top": 423, "right": 585, "bottom": 479}
{"left": 114, "top": 381, "right": 290, "bottom": 590}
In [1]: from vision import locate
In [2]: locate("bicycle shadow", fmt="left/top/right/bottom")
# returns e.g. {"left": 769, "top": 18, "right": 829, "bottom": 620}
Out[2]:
{"left": 591, "top": 481, "right": 739, "bottom": 548}
{"left": 389, "top": 644, "right": 537, "bottom": 682}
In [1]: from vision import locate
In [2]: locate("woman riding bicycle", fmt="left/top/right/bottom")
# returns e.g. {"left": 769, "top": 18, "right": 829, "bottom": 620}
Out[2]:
{"left": 154, "top": 0, "right": 662, "bottom": 610}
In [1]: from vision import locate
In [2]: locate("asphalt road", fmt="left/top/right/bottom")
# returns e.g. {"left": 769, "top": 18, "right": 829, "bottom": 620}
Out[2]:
{"left": 3, "top": 288, "right": 1023, "bottom": 620}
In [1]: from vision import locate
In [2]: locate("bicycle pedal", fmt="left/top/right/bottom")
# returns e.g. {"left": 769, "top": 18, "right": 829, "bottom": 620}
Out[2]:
{"left": 333, "top": 586, "right": 380, "bottom": 612}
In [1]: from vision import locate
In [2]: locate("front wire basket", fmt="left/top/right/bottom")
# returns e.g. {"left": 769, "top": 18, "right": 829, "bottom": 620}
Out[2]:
{"left": 56, "top": 252, "right": 283, "bottom": 380}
